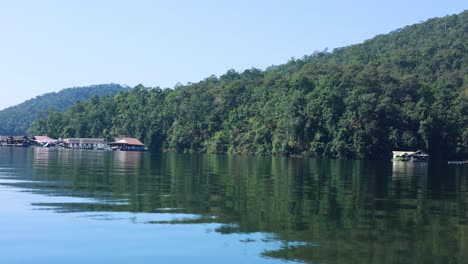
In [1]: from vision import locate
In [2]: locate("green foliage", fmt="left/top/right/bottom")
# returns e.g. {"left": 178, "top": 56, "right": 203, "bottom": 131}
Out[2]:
{"left": 28, "top": 11, "right": 468, "bottom": 159}
{"left": 0, "top": 83, "right": 129, "bottom": 135}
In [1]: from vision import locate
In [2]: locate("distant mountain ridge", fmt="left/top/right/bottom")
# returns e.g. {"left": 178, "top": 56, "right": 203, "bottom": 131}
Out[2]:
{"left": 0, "top": 84, "right": 130, "bottom": 135}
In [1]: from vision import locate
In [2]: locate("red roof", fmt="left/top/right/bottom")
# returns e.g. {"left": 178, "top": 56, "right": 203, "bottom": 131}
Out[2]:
{"left": 116, "top": 137, "right": 144, "bottom": 146}
{"left": 34, "top": 136, "right": 56, "bottom": 143}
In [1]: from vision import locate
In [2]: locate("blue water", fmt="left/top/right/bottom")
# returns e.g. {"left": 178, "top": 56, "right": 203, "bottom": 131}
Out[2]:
{"left": 0, "top": 147, "right": 467, "bottom": 263}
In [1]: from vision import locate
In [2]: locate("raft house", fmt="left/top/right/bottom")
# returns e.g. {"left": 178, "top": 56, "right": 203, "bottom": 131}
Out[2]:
{"left": 0, "top": 135, "right": 31, "bottom": 147}
{"left": 392, "top": 150, "right": 429, "bottom": 162}
{"left": 109, "top": 137, "right": 148, "bottom": 151}
{"left": 64, "top": 138, "right": 107, "bottom": 150}
{"left": 447, "top": 160, "right": 468, "bottom": 165}
{"left": 32, "top": 136, "right": 58, "bottom": 148}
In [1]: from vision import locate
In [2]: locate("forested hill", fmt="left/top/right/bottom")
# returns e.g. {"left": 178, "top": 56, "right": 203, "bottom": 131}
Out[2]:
{"left": 0, "top": 84, "right": 130, "bottom": 135}
{"left": 30, "top": 11, "right": 467, "bottom": 160}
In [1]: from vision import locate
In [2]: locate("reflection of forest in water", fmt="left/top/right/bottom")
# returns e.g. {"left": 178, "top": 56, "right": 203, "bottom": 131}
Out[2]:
{"left": 2, "top": 148, "right": 468, "bottom": 264}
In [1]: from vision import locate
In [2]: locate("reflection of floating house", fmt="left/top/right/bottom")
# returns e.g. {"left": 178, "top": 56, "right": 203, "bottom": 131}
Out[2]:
{"left": 64, "top": 138, "right": 107, "bottom": 150}
{"left": 392, "top": 160, "right": 429, "bottom": 178}
{"left": 109, "top": 137, "right": 147, "bottom": 151}
{"left": 392, "top": 150, "right": 429, "bottom": 162}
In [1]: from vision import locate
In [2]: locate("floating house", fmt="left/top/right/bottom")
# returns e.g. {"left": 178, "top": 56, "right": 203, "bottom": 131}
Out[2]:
{"left": 447, "top": 160, "right": 468, "bottom": 165}
{"left": 392, "top": 150, "right": 429, "bottom": 162}
{"left": 109, "top": 137, "right": 147, "bottom": 151}
{"left": 32, "top": 136, "right": 57, "bottom": 147}
{"left": 64, "top": 138, "right": 107, "bottom": 150}
{"left": 0, "top": 136, "right": 31, "bottom": 147}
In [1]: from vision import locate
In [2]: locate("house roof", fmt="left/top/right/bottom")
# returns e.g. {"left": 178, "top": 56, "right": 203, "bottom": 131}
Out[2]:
{"left": 392, "top": 151, "right": 415, "bottom": 156}
{"left": 12, "top": 136, "right": 30, "bottom": 140}
{"left": 115, "top": 137, "right": 144, "bottom": 146}
{"left": 393, "top": 150, "right": 428, "bottom": 157}
{"left": 34, "top": 136, "right": 56, "bottom": 143}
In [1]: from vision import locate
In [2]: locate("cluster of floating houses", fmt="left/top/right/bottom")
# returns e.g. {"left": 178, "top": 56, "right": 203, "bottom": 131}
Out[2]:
{"left": 0, "top": 135, "right": 148, "bottom": 151}
{"left": 1, "top": 137, "right": 466, "bottom": 164}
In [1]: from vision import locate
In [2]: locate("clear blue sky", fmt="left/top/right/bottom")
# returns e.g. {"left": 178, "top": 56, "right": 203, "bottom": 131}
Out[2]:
{"left": 0, "top": 0, "right": 465, "bottom": 110}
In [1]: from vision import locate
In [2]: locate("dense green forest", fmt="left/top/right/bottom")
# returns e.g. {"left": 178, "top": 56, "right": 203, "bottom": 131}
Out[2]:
{"left": 0, "top": 84, "right": 129, "bottom": 135}
{"left": 29, "top": 11, "right": 467, "bottom": 160}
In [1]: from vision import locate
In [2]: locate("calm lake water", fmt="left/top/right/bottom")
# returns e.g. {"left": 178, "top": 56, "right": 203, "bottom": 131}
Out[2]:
{"left": 0, "top": 148, "right": 467, "bottom": 263}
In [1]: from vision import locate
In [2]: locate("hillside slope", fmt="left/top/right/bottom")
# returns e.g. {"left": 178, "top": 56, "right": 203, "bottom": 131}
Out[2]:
{"left": 30, "top": 11, "right": 467, "bottom": 159}
{"left": 0, "top": 84, "right": 129, "bottom": 135}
